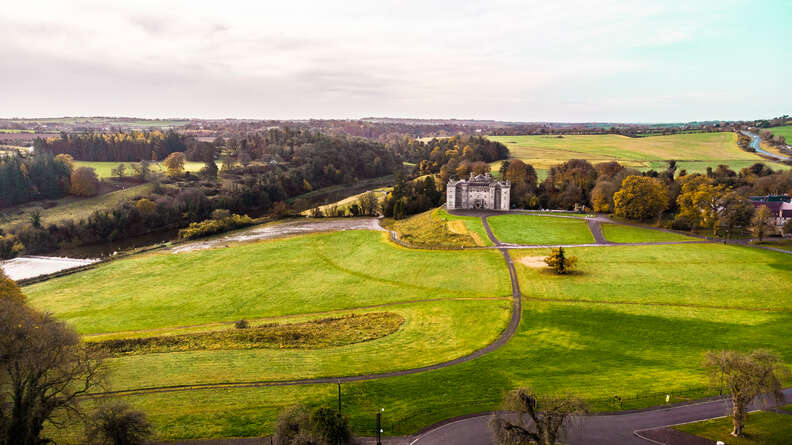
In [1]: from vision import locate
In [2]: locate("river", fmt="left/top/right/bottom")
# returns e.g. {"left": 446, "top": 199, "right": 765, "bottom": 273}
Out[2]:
{"left": 740, "top": 130, "right": 790, "bottom": 161}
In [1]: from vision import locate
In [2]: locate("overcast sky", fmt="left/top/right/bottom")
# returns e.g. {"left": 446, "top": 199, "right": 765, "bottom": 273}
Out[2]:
{"left": 1, "top": 0, "right": 789, "bottom": 122}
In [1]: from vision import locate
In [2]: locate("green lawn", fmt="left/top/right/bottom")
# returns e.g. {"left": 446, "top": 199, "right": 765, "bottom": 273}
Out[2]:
{"left": 600, "top": 223, "right": 699, "bottom": 243}
{"left": 511, "top": 244, "right": 792, "bottom": 310}
{"left": 488, "top": 214, "right": 594, "bottom": 245}
{"left": 675, "top": 411, "right": 792, "bottom": 445}
{"left": 25, "top": 230, "right": 511, "bottom": 334}
{"left": 100, "top": 299, "right": 511, "bottom": 391}
{"left": 49, "top": 297, "right": 792, "bottom": 441}
{"left": 37, "top": 238, "right": 792, "bottom": 442}
{"left": 74, "top": 160, "right": 207, "bottom": 178}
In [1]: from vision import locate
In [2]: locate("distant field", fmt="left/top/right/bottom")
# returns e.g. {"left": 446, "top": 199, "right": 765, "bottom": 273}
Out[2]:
{"left": 74, "top": 160, "right": 207, "bottom": 178}
{"left": 0, "top": 183, "right": 154, "bottom": 230}
{"left": 3, "top": 117, "right": 190, "bottom": 128}
{"left": 767, "top": 125, "right": 792, "bottom": 143}
{"left": 486, "top": 133, "right": 789, "bottom": 173}
{"left": 488, "top": 214, "right": 594, "bottom": 245}
{"left": 600, "top": 223, "right": 698, "bottom": 243}
{"left": 0, "top": 129, "right": 34, "bottom": 133}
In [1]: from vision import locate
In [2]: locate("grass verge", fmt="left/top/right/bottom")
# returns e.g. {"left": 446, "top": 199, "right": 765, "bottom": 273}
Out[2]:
{"left": 674, "top": 411, "right": 792, "bottom": 445}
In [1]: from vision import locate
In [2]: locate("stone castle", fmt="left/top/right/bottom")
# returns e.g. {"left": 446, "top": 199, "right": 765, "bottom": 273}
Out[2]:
{"left": 446, "top": 173, "right": 510, "bottom": 211}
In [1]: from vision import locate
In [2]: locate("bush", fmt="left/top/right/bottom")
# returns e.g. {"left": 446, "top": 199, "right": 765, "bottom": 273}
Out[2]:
{"left": 275, "top": 405, "right": 352, "bottom": 445}
{"left": 235, "top": 319, "right": 249, "bottom": 329}
{"left": 86, "top": 402, "right": 152, "bottom": 445}
{"left": 177, "top": 214, "right": 255, "bottom": 240}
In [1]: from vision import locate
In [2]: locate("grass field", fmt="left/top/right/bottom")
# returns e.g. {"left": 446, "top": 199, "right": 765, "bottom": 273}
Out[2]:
{"left": 30, "top": 224, "right": 792, "bottom": 442}
{"left": 488, "top": 214, "right": 594, "bottom": 245}
{"left": 50, "top": 291, "right": 792, "bottom": 440}
{"left": 511, "top": 244, "right": 792, "bottom": 310}
{"left": 487, "top": 133, "right": 791, "bottom": 173}
{"left": 74, "top": 160, "right": 207, "bottom": 178}
{"left": 0, "top": 183, "right": 154, "bottom": 230}
{"left": 99, "top": 299, "right": 511, "bottom": 391}
{"left": 25, "top": 230, "right": 510, "bottom": 334}
{"left": 768, "top": 125, "right": 792, "bottom": 143}
{"left": 675, "top": 411, "right": 792, "bottom": 444}
{"left": 600, "top": 223, "right": 698, "bottom": 243}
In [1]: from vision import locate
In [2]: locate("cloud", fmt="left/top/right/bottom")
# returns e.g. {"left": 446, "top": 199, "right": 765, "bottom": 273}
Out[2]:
{"left": 0, "top": 0, "right": 788, "bottom": 121}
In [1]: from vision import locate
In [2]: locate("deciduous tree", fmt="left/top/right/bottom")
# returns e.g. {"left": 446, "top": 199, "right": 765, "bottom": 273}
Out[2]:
{"left": 70, "top": 166, "right": 100, "bottom": 197}
{"left": 751, "top": 205, "right": 774, "bottom": 242}
{"left": 0, "top": 282, "right": 104, "bottom": 445}
{"left": 490, "top": 388, "right": 588, "bottom": 445}
{"left": 703, "top": 350, "right": 789, "bottom": 437}
{"left": 613, "top": 176, "right": 668, "bottom": 221}
{"left": 162, "top": 152, "right": 186, "bottom": 176}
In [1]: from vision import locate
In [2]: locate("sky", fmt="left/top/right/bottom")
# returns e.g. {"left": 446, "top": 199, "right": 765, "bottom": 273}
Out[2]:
{"left": 1, "top": 0, "right": 790, "bottom": 122}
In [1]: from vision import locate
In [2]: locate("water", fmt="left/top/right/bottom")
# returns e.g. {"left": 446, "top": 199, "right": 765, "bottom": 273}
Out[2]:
{"left": 740, "top": 130, "right": 790, "bottom": 161}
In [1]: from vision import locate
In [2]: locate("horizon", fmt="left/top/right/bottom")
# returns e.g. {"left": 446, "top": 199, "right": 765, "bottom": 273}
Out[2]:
{"left": 2, "top": 0, "right": 790, "bottom": 122}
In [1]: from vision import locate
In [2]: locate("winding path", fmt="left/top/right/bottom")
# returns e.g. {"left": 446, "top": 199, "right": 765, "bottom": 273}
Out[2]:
{"left": 89, "top": 211, "right": 791, "bottom": 444}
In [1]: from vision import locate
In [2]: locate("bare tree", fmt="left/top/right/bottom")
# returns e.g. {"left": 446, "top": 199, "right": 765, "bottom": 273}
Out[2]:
{"left": 703, "top": 350, "right": 790, "bottom": 437}
{"left": 490, "top": 388, "right": 588, "bottom": 445}
{"left": 0, "top": 288, "right": 104, "bottom": 445}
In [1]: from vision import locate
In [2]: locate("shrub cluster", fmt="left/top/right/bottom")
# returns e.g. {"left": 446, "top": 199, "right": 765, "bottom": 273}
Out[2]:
{"left": 89, "top": 312, "right": 404, "bottom": 356}
{"left": 177, "top": 213, "right": 255, "bottom": 240}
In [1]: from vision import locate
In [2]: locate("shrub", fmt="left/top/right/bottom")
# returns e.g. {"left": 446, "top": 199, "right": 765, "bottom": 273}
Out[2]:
{"left": 177, "top": 214, "right": 254, "bottom": 240}
{"left": 235, "top": 319, "right": 249, "bottom": 329}
{"left": 86, "top": 402, "right": 152, "bottom": 445}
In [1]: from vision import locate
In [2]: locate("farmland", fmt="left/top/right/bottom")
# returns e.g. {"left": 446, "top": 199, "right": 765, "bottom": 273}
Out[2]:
{"left": 487, "top": 132, "right": 790, "bottom": 173}
{"left": 767, "top": 125, "right": 792, "bottom": 143}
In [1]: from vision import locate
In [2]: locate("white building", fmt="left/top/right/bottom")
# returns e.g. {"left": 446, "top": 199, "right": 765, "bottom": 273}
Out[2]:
{"left": 447, "top": 173, "right": 510, "bottom": 211}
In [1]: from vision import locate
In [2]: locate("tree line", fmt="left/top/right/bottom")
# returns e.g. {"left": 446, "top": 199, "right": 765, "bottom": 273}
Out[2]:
{"left": 33, "top": 130, "right": 189, "bottom": 162}
{"left": 0, "top": 153, "right": 73, "bottom": 208}
{"left": 501, "top": 158, "right": 792, "bottom": 237}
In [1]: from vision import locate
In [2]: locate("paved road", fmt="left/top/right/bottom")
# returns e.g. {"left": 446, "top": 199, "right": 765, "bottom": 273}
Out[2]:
{"left": 410, "top": 389, "right": 792, "bottom": 445}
